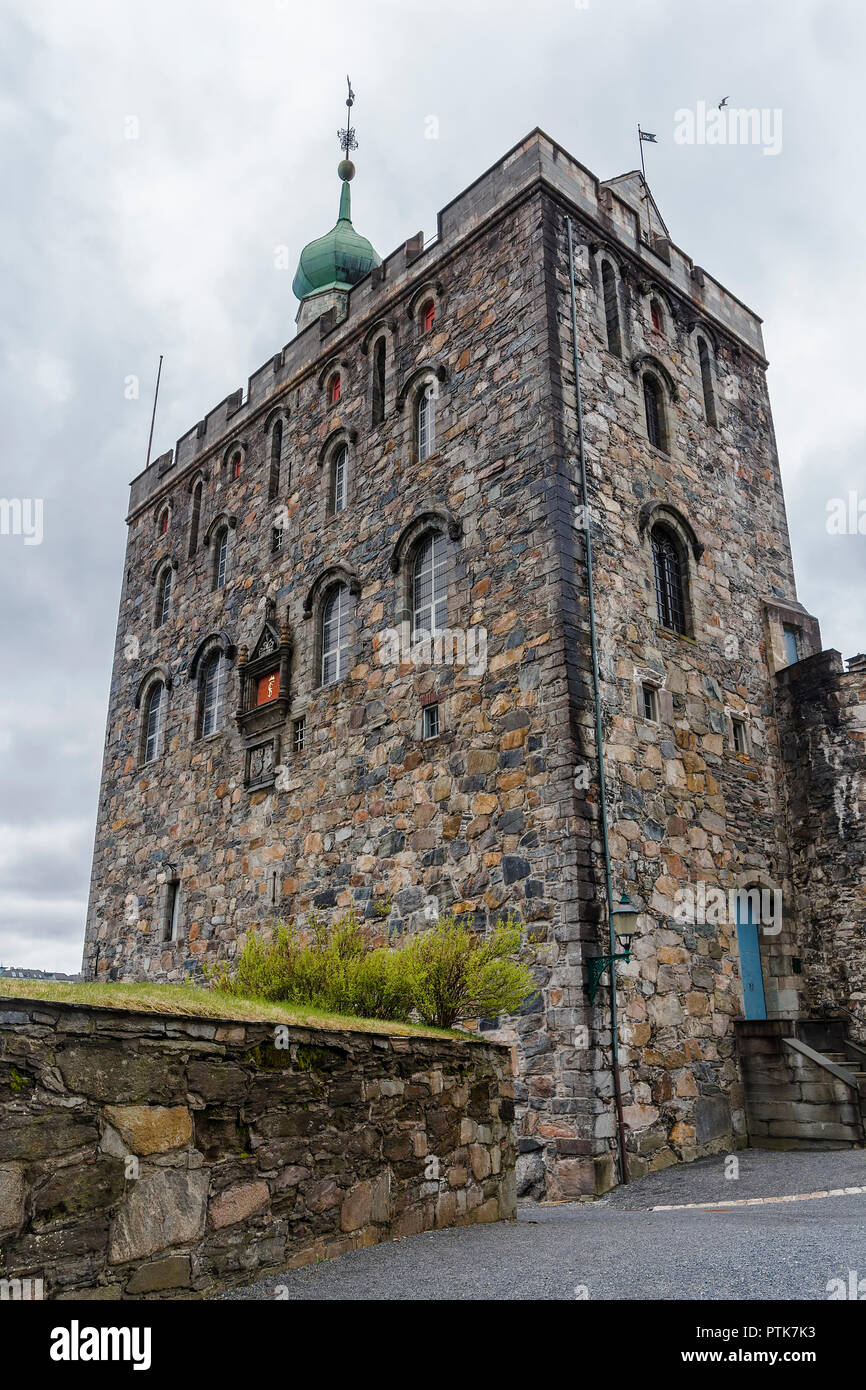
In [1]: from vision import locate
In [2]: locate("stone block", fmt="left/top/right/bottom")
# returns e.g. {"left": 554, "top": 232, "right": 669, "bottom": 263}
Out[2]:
{"left": 103, "top": 1105, "right": 192, "bottom": 1156}
{"left": 108, "top": 1169, "right": 208, "bottom": 1263}
{"left": 0, "top": 1162, "right": 26, "bottom": 1234}
{"left": 209, "top": 1179, "right": 270, "bottom": 1229}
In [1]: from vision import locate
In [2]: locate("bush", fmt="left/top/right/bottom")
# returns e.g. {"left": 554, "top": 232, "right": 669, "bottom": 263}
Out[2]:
{"left": 403, "top": 912, "right": 534, "bottom": 1028}
{"left": 208, "top": 908, "right": 534, "bottom": 1029}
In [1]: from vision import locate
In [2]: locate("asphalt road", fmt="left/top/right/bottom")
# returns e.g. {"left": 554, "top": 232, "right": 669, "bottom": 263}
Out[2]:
{"left": 218, "top": 1148, "right": 866, "bottom": 1301}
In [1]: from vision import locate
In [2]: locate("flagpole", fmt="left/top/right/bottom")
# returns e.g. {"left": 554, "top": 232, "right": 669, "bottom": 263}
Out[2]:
{"left": 145, "top": 354, "right": 163, "bottom": 471}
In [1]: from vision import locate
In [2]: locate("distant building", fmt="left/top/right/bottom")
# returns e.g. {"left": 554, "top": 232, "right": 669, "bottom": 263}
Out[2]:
{"left": 83, "top": 127, "right": 866, "bottom": 1197}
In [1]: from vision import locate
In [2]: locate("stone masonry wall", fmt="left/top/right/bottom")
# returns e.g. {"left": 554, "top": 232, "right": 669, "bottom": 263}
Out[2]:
{"left": 528, "top": 191, "right": 805, "bottom": 1187}
{"left": 0, "top": 999, "right": 515, "bottom": 1299}
{"left": 776, "top": 651, "right": 866, "bottom": 1041}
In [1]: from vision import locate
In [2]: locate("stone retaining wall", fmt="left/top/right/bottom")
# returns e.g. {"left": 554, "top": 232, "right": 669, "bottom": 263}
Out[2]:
{"left": 0, "top": 999, "right": 515, "bottom": 1299}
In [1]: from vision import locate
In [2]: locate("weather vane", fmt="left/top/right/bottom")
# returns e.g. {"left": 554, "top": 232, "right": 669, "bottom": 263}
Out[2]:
{"left": 338, "top": 75, "right": 358, "bottom": 156}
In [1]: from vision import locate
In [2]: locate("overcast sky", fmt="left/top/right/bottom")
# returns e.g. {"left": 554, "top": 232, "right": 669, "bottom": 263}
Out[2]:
{"left": 1, "top": 0, "right": 863, "bottom": 973}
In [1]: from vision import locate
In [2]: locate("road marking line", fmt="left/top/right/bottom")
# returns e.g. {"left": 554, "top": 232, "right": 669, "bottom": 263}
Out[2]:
{"left": 652, "top": 1184, "right": 866, "bottom": 1212}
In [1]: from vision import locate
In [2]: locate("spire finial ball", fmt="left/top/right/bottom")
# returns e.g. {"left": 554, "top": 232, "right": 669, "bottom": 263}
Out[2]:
{"left": 337, "top": 159, "right": 355, "bottom": 182}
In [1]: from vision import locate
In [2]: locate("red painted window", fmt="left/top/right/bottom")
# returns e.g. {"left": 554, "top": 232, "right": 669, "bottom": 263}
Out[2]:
{"left": 256, "top": 671, "right": 280, "bottom": 705}
{"left": 329, "top": 373, "right": 341, "bottom": 405}
{"left": 159, "top": 509, "right": 169, "bottom": 534}
{"left": 650, "top": 299, "right": 663, "bottom": 333}
{"left": 422, "top": 301, "right": 435, "bottom": 333}
{"left": 232, "top": 453, "right": 242, "bottom": 480}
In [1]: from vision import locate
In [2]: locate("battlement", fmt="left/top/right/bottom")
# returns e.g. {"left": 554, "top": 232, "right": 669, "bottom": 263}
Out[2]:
{"left": 128, "top": 128, "right": 767, "bottom": 520}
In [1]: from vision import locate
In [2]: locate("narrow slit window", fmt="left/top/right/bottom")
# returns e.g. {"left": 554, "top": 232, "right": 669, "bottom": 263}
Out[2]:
{"left": 643, "top": 373, "right": 667, "bottom": 453}
{"left": 732, "top": 718, "right": 748, "bottom": 755}
{"left": 142, "top": 682, "right": 164, "bottom": 764}
{"left": 164, "top": 879, "right": 181, "bottom": 942}
{"left": 641, "top": 684, "right": 658, "bottom": 722}
{"left": 417, "top": 386, "right": 435, "bottom": 461}
{"left": 189, "top": 480, "right": 202, "bottom": 556}
{"left": 698, "top": 337, "right": 717, "bottom": 426}
{"left": 156, "top": 567, "right": 171, "bottom": 628}
{"left": 268, "top": 419, "right": 283, "bottom": 500}
{"left": 214, "top": 528, "right": 228, "bottom": 590}
{"left": 650, "top": 298, "right": 664, "bottom": 333}
{"left": 422, "top": 300, "right": 435, "bottom": 333}
{"left": 329, "top": 373, "right": 341, "bottom": 405}
{"left": 372, "top": 337, "right": 386, "bottom": 425}
{"left": 201, "top": 653, "right": 224, "bottom": 736}
{"left": 601, "top": 261, "right": 621, "bottom": 357}
{"left": 330, "top": 445, "right": 348, "bottom": 515}
{"left": 293, "top": 715, "right": 306, "bottom": 753}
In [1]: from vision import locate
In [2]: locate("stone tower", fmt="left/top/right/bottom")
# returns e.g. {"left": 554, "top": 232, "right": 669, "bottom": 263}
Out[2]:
{"left": 84, "top": 128, "right": 864, "bottom": 1197}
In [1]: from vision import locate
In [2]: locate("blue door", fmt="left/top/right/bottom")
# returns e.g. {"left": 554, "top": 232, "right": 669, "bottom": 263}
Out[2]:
{"left": 736, "top": 896, "right": 766, "bottom": 1020}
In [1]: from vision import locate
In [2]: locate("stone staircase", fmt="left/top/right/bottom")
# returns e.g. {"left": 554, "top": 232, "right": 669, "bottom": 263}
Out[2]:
{"left": 736, "top": 1017, "right": 866, "bottom": 1148}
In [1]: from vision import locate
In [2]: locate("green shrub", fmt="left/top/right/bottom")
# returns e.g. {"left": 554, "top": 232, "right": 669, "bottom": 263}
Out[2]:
{"left": 403, "top": 912, "right": 534, "bottom": 1028}
{"left": 209, "top": 907, "right": 534, "bottom": 1029}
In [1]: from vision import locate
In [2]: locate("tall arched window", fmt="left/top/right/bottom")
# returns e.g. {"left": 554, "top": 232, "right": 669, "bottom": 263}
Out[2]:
{"left": 697, "top": 337, "right": 717, "bottom": 426}
{"left": 157, "top": 506, "right": 170, "bottom": 535}
{"left": 372, "top": 337, "right": 386, "bottom": 425}
{"left": 651, "top": 525, "right": 688, "bottom": 634}
{"left": 417, "top": 385, "right": 436, "bottom": 461}
{"left": 155, "top": 566, "right": 172, "bottom": 628}
{"left": 188, "top": 480, "right": 202, "bottom": 557}
{"left": 213, "top": 527, "right": 229, "bottom": 590}
{"left": 421, "top": 299, "right": 435, "bottom": 334}
{"left": 412, "top": 533, "right": 447, "bottom": 637}
{"left": 142, "top": 682, "right": 164, "bottom": 764}
{"left": 268, "top": 419, "right": 283, "bottom": 500}
{"left": 601, "top": 260, "right": 621, "bottom": 357}
{"left": 230, "top": 452, "right": 242, "bottom": 481}
{"left": 200, "top": 651, "right": 224, "bottom": 736}
{"left": 650, "top": 298, "right": 664, "bottom": 334}
{"left": 330, "top": 444, "right": 348, "bottom": 515}
{"left": 321, "top": 583, "right": 351, "bottom": 684}
{"left": 643, "top": 373, "right": 668, "bottom": 453}
{"left": 328, "top": 372, "right": 341, "bottom": 406}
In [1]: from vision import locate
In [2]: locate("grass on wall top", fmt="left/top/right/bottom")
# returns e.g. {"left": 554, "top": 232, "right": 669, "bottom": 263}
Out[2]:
{"left": 0, "top": 979, "right": 468, "bottom": 1041}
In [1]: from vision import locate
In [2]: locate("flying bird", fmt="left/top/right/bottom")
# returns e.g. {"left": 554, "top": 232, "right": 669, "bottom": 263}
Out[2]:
{"left": 718, "top": 96, "right": 730, "bottom": 109}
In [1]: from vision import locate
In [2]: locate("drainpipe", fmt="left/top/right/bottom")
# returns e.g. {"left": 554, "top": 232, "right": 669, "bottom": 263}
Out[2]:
{"left": 566, "top": 218, "right": 629, "bottom": 1185}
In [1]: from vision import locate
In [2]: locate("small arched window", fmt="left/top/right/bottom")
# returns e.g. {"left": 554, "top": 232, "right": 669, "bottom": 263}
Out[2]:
{"left": 421, "top": 299, "right": 435, "bottom": 334}
{"left": 643, "top": 373, "right": 668, "bottom": 453}
{"left": 650, "top": 298, "right": 664, "bottom": 334}
{"left": 268, "top": 419, "right": 283, "bottom": 501}
{"left": 229, "top": 452, "right": 242, "bottom": 481}
{"left": 188, "top": 480, "right": 202, "bottom": 557}
{"left": 412, "top": 533, "right": 448, "bottom": 638}
{"left": 601, "top": 260, "right": 621, "bottom": 357}
{"left": 372, "top": 337, "right": 386, "bottom": 425}
{"left": 142, "top": 682, "right": 164, "bottom": 764}
{"left": 417, "top": 384, "right": 436, "bottom": 461}
{"left": 329, "top": 444, "right": 348, "bottom": 515}
{"left": 213, "top": 527, "right": 229, "bottom": 590}
{"left": 697, "top": 337, "right": 717, "bottom": 426}
{"left": 200, "top": 651, "right": 224, "bottom": 737}
{"left": 155, "top": 566, "right": 172, "bottom": 628}
{"left": 328, "top": 372, "right": 341, "bottom": 406}
{"left": 651, "top": 525, "right": 688, "bottom": 634}
{"left": 321, "top": 583, "right": 351, "bottom": 685}
{"left": 157, "top": 506, "right": 170, "bottom": 535}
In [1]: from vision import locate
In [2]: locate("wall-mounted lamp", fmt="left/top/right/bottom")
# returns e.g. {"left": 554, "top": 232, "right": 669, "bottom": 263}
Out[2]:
{"left": 586, "top": 890, "right": 640, "bottom": 1004}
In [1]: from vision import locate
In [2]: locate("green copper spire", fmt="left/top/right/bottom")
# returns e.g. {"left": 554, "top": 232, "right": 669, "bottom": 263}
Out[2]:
{"left": 292, "top": 79, "right": 381, "bottom": 304}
